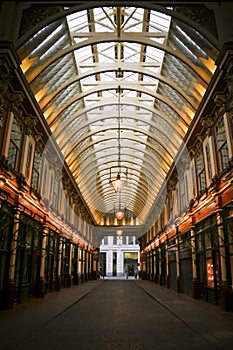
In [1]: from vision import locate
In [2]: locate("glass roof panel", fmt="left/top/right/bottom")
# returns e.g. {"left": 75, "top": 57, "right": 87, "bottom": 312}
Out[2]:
{"left": 17, "top": 4, "right": 219, "bottom": 226}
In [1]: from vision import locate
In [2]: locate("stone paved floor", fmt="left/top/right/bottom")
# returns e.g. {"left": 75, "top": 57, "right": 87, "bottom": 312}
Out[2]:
{"left": 0, "top": 279, "right": 233, "bottom": 350}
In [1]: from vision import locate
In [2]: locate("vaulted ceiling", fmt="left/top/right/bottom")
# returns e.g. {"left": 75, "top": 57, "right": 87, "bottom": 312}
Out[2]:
{"left": 16, "top": 2, "right": 219, "bottom": 226}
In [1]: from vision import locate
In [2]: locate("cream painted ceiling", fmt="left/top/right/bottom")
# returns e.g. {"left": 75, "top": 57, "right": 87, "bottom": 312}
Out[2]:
{"left": 16, "top": 2, "right": 219, "bottom": 226}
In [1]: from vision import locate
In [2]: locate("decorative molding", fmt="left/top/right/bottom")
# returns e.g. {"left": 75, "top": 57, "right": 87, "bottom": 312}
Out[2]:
{"left": 173, "top": 5, "right": 217, "bottom": 37}
{"left": 20, "top": 5, "right": 64, "bottom": 36}
{"left": 24, "top": 114, "right": 37, "bottom": 135}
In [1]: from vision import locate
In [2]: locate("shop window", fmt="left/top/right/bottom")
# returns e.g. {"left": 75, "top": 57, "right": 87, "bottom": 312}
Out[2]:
{"left": 206, "top": 258, "right": 214, "bottom": 287}
{"left": 215, "top": 116, "right": 229, "bottom": 172}
{"left": 205, "top": 232, "right": 212, "bottom": 250}
{"left": 8, "top": 116, "right": 23, "bottom": 170}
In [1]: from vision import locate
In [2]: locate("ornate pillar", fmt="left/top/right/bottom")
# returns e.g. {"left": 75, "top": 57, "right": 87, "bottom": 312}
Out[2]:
{"left": 36, "top": 224, "right": 48, "bottom": 298}
{"left": 85, "top": 250, "right": 89, "bottom": 281}
{"left": 153, "top": 250, "right": 156, "bottom": 283}
{"left": 216, "top": 210, "right": 231, "bottom": 310}
{"left": 165, "top": 239, "right": 170, "bottom": 289}
{"left": 191, "top": 226, "right": 199, "bottom": 299}
{"left": 56, "top": 237, "right": 62, "bottom": 291}
{"left": 67, "top": 242, "right": 72, "bottom": 287}
{"left": 76, "top": 245, "right": 80, "bottom": 284}
{"left": 175, "top": 235, "right": 181, "bottom": 293}
{"left": 6, "top": 209, "right": 20, "bottom": 309}
{"left": 81, "top": 248, "right": 85, "bottom": 282}
{"left": 158, "top": 247, "right": 162, "bottom": 285}
{"left": 89, "top": 250, "right": 92, "bottom": 280}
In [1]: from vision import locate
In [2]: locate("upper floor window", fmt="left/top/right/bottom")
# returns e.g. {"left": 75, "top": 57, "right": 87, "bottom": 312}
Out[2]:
{"left": 196, "top": 147, "right": 206, "bottom": 193}
{"left": 215, "top": 116, "right": 229, "bottom": 172}
{"left": 179, "top": 175, "right": 186, "bottom": 211}
{"left": 205, "top": 142, "right": 212, "bottom": 181}
{"left": 65, "top": 196, "right": 71, "bottom": 223}
{"left": 53, "top": 175, "right": 60, "bottom": 211}
{"left": 31, "top": 148, "right": 42, "bottom": 193}
{"left": 25, "top": 142, "right": 33, "bottom": 179}
{"left": 128, "top": 236, "right": 134, "bottom": 245}
{"left": 8, "top": 116, "right": 23, "bottom": 170}
{"left": 41, "top": 164, "right": 48, "bottom": 197}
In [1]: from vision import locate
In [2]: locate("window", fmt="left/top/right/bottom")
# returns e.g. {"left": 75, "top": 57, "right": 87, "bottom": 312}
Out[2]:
{"left": 196, "top": 147, "right": 206, "bottom": 193}
{"left": 31, "top": 148, "right": 42, "bottom": 192}
{"left": 206, "top": 258, "right": 214, "bottom": 287}
{"left": 205, "top": 142, "right": 212, "bottom": 181}
{"left": 128, "top": 236, "right": 134, "bottom": 245}
{"left": 179, "top": 175, "right": 185, "bottom": 211}
{"left": 41, "top": 164, "right": 48, "bottom": 196}
{"left": 215, "top": 116, "right": 229, "bottom": 172}
{"left": 103, "top": 236, "right": 108, "bottom": 245}
{"left": 65, "top": 196, "right": 71, "bottom": 222}
{"left": 191, "top": 163, "right": 196, "bottom": 197}
{"left": 8, "top": 116, "right": 23, "bottom": 170}
{"left": 53, "top": 175, "right": 60, "bottom": 211}
{"left": 25, "top": 142, "right": 33, "bottom": 179}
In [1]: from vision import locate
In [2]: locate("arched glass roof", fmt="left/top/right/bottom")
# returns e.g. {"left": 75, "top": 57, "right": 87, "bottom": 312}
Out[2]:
{"left": 17, "top": 3, "right": 219, "bottom": 225}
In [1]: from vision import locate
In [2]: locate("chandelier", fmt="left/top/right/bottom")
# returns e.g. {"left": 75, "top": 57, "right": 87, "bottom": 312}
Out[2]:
{"left": 109, "top": 85, "right": 128, "bottom": 193}
{"left": 115, "top": 191, "right": 125, "bottom": 220}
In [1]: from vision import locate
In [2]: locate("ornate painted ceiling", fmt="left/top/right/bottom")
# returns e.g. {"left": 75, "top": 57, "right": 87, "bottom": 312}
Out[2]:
{"left": 16, "top": 2, "right": 219, "bottom": 226}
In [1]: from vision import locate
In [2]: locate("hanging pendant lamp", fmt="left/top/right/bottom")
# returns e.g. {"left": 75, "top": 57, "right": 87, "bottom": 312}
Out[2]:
{"left": 109, "top": 85, "right": 127, "bottom": 193}
{"left": 115, "top": 191, "right": 125, "bottom": 220}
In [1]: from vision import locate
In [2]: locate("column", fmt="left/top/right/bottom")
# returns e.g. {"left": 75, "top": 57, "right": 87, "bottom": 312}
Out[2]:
{"left": 216, "top": 210, "right": 231, "bottom": 310}
{"left": 76, "top": 246, "right": 80, "bottom": 284}
{"left": 117, "top": 250, "right": 123, "bottom": 276}
{"left": 165, "top": 239, "right": 170, "bottom": 288}
{"left": 92, "top": 249, "right": 99, "bottom": 280}
{"left": 56, "top": 237, "right": 63, "bottom": 291}
{"left": 85, "top": 250, "right": 89, "bottom": 281}
{"left": 175, "top": 235, "right": 180, "bottom": 292}
{"left": 6, "top": 209, "right": 20, "bottom": 308}
{"left": 107, "top": 250, "right": 113, "bottom": 276}
{"left": 81, "top": 248, "right": 85, "bottom": 282}
{"left": 191, "top": 226, "right": 199, "bottom": 299}
{"left": 68, "top": 242, "right": 72, "bottom": 287}
{"left": 37, "top": 224, "right": 48, "bottom": 298}
{"left": 158, "top": 247, "right": 162, "bottom": 285}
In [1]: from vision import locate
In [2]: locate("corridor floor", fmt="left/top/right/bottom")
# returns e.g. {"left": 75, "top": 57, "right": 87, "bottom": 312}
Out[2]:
{"left": 0, "top": 279, "right": 233, "bottom": 350}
